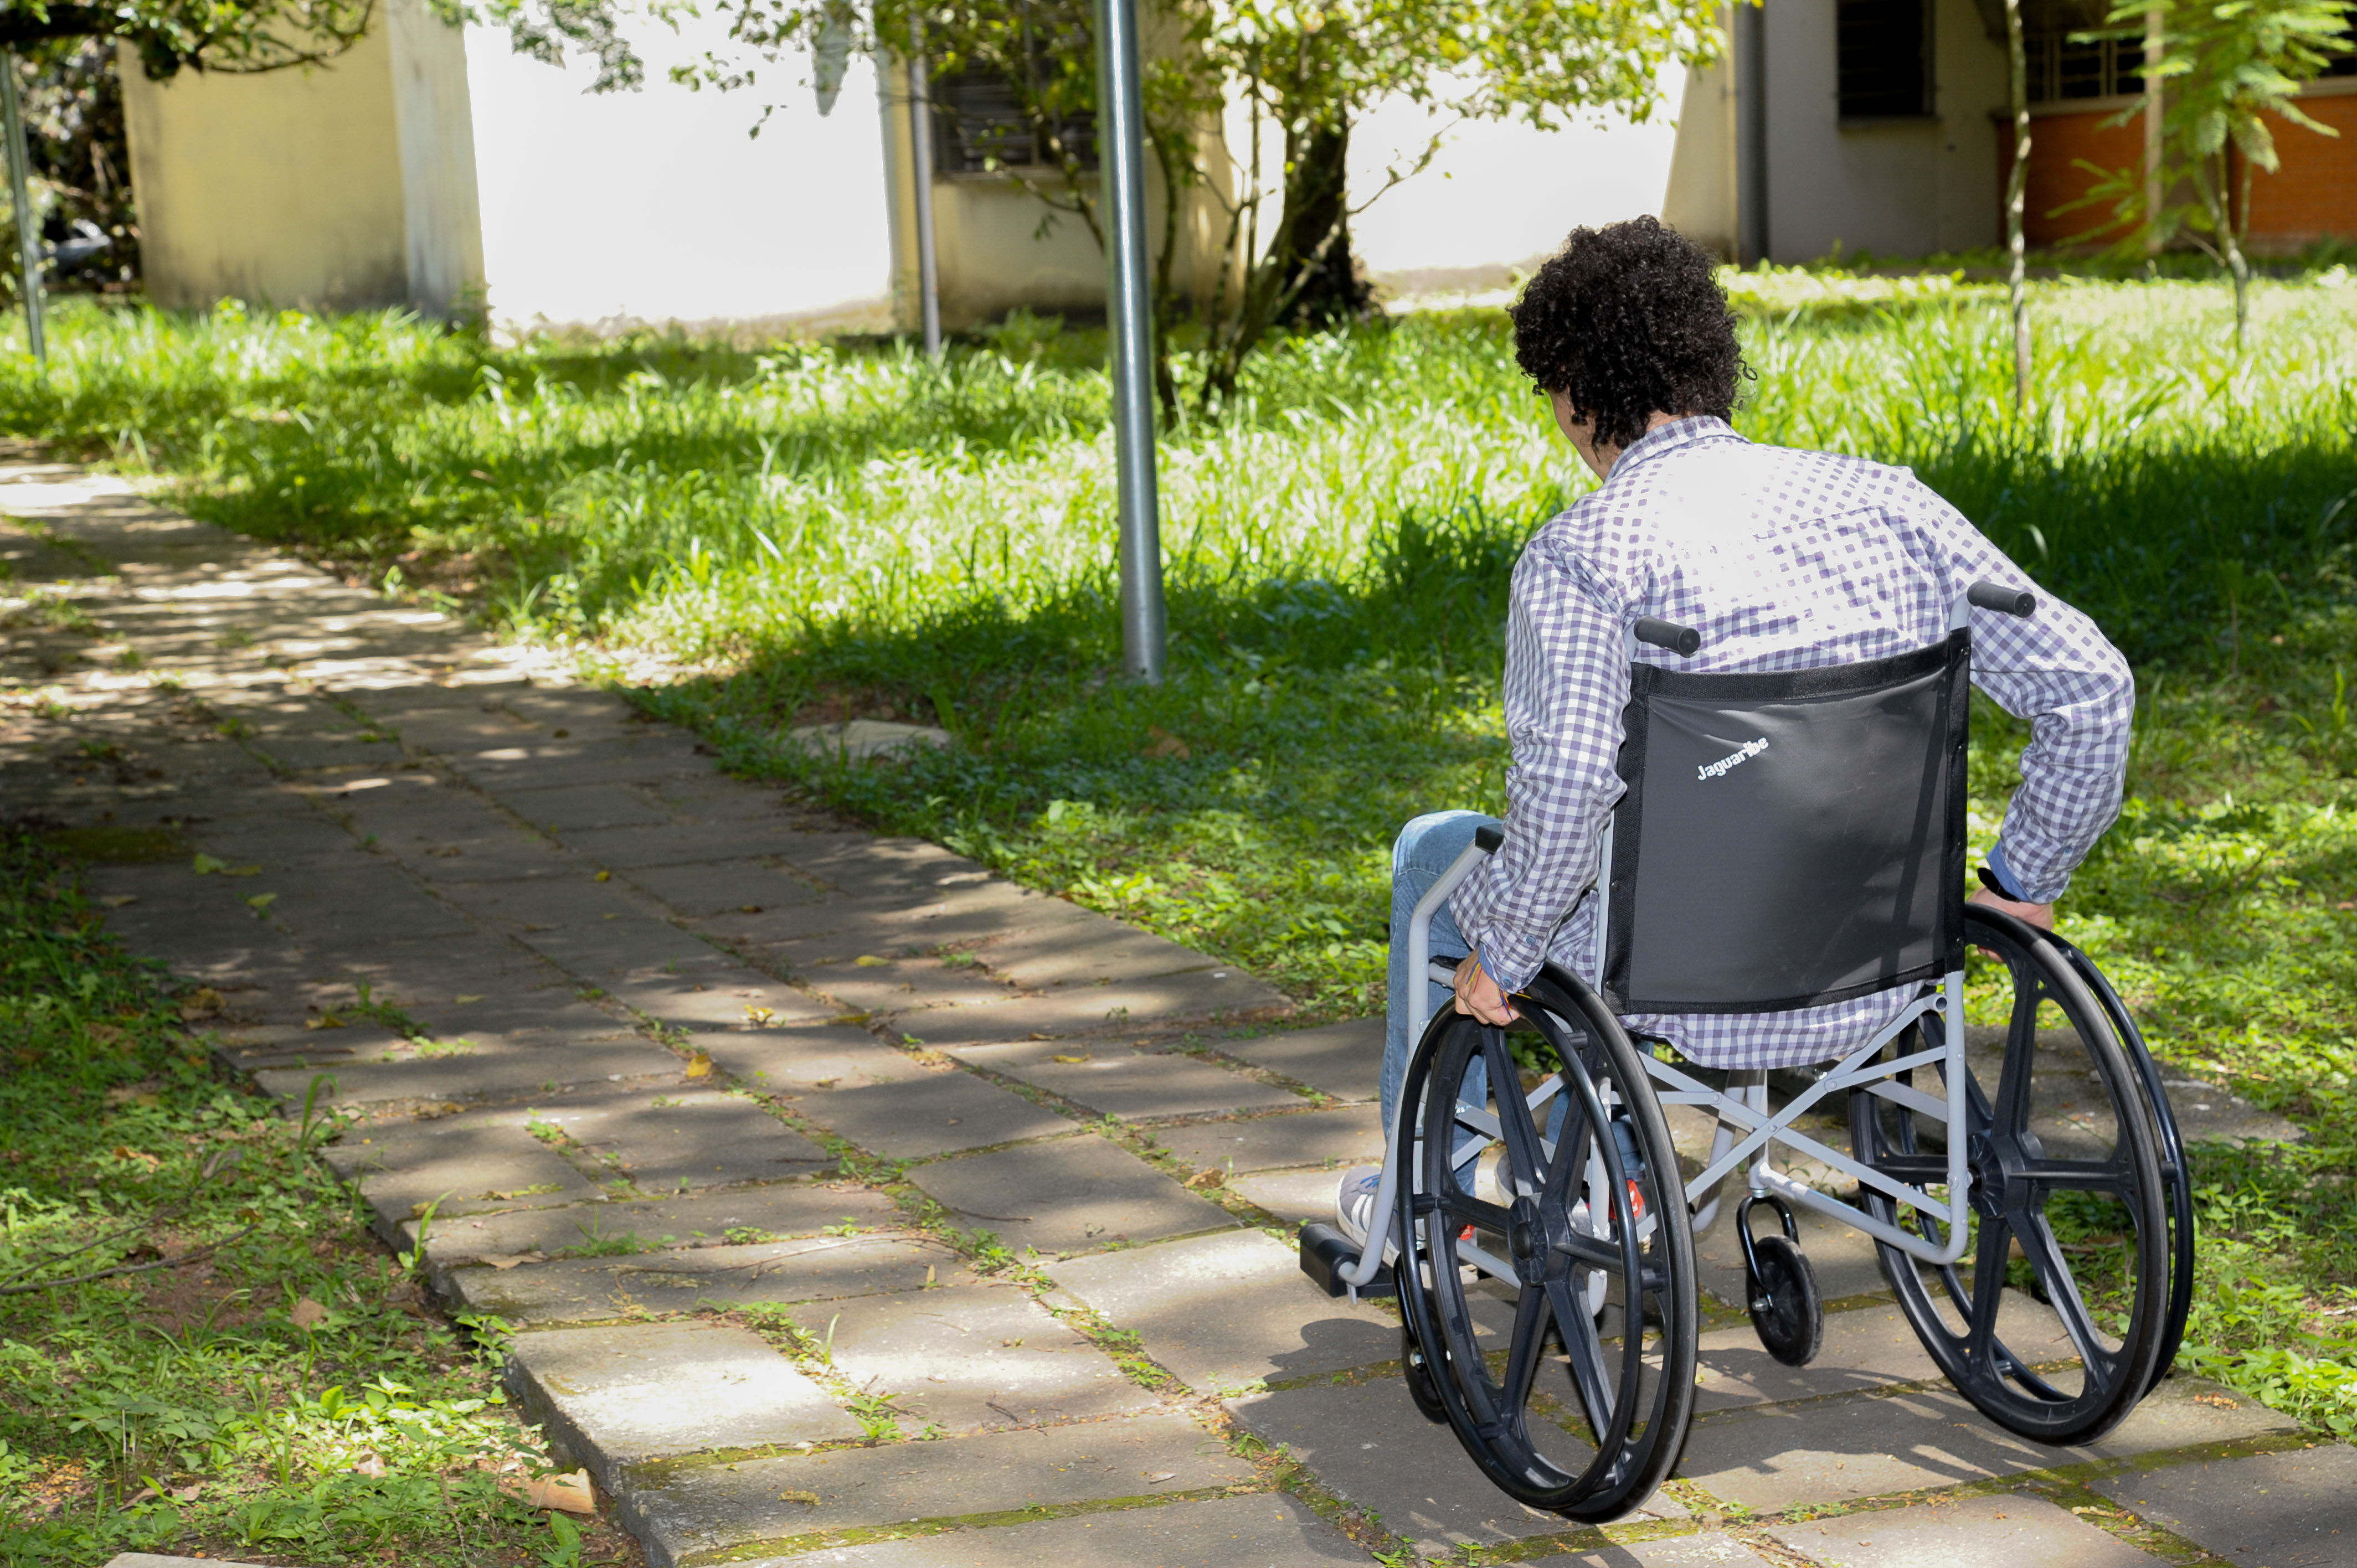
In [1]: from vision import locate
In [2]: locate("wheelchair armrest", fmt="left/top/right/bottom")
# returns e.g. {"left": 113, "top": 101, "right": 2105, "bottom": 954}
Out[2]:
{"left": 1474, "top": 824, "right": 1504, "bottom": 854}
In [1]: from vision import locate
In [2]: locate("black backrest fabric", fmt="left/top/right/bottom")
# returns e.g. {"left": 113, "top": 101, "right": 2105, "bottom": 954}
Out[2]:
{"left": 1603, "top": 631, "right": 1969, "bottom": 1014}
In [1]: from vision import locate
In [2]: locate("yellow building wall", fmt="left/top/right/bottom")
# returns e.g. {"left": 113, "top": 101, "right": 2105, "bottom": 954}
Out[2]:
{"left": 120, "top": 0, "right": 485, "bottom": 315}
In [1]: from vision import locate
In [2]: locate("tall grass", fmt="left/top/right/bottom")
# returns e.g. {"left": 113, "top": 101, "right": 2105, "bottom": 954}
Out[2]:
{"left": 3, "top": 270, "right": 2356, "bottom": 1435}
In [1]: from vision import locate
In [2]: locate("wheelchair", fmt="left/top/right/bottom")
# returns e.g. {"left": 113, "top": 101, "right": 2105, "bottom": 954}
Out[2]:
{"left": 1300, "top": 583, "right": 2192, "bottom": 1521}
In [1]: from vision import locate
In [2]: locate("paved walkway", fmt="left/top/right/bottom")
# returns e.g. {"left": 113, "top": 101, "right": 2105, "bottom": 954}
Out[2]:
{"left": 7, "top": 460, "right": 2353, "bottom": 1568}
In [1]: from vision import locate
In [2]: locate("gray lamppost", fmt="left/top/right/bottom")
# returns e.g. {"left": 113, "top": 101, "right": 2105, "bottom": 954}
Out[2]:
{"left": 1093, "top": 0, "right": 1165, "bottom": 682}
{"left": 0, "top": 51, "right": 44, "bottom": 364}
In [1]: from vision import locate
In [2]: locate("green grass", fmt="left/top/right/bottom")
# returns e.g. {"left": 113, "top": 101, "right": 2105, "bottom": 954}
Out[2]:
{"left": 0, "top": 832, "right": 638, "bottom": 1566}
{"left": 1, "top": 270, "right": 2354, "bottom": 1437}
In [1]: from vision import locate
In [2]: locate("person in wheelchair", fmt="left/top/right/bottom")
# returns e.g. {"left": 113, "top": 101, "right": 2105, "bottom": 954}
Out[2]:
{"left": 1310, "top": 218, "right": 2181, "bottom": 1518}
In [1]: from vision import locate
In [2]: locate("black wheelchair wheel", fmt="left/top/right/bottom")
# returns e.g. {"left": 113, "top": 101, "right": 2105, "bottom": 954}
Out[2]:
{"left": 1849, "top": 905, "right": 2170, "bottom": 1445}
{"left": 2044, "top": 929, "right": 2195, "bottom": 1396}
{"left": 1747, "top": 1235, "right": 1823, "bottom": 1368}
{"left": 1402, "top": 1324, "right": 1449, "bottom": 1423}
{"left": 1392, "top": 965, "right": 1697, "bottom": 1520}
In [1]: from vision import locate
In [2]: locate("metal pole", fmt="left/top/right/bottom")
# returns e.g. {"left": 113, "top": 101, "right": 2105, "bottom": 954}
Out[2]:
{"left": 1093, "top": 0, "right": 1165, "bottom": 682}
{"left": 907, "top": 22, "right": 941, "bottom": 357}
{"left": 1734, "top": 2, "right": 1769, "bottom": 266}
{"left": 0, "top": 51, "right": 45, "bottom": 365}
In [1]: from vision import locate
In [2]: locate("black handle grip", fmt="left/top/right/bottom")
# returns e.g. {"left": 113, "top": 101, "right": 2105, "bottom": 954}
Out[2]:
{"left": 1633, "top": 617, "right": 1702, "bottom": 657}
{"left": 1967, "top": 581, "right": 2036, "bottom": 617}
{"left": 1473, "top": 824, "right": 1504, "bottom": 854}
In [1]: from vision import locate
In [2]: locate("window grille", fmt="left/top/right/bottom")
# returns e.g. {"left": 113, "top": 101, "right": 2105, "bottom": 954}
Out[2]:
{"left": 2024, "top": 29, "right": 2144, "bottom": 102}
{"left": 1838, "top": 0, "right": 1936, "bottom": 118}
{"left": 931, "top": 70, "right": 1097, "bottom": 173}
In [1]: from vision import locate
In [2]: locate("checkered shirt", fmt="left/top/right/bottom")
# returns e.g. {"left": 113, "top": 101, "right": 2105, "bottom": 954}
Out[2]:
{"left": 1450, "top": 416, "right": 2135, "bottom": 1071}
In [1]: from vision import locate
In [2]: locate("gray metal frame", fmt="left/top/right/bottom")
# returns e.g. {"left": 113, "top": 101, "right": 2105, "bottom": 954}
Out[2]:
{"left": 1340, "top": 592, "right": 1988, "bottom": 1294}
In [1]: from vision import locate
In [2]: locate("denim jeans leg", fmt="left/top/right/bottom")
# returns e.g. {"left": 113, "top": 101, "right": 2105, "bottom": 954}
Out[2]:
{"left": 1382, "top": 809, "right": 1501, "bottom": 1134}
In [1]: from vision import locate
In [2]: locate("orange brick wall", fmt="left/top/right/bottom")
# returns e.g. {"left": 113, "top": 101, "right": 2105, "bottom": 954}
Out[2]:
{"left": 2237, "top": 91, "right": 2357, "bottom": 251}
{"left": 1996, "top": 89, "right": 2357, "bottom": 250}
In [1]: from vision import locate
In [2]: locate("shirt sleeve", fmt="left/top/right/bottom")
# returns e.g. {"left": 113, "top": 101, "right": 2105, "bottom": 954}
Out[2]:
{"left": 1915, "top": 483, "right": 2136, "bottom": 904}
{"left": 1447, "top": 537, "right": 1633, "bottom": 992}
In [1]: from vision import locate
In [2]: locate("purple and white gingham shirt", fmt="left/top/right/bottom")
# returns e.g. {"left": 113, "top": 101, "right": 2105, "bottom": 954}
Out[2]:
{"left": 1450, "top": 416, "right": 2134, "bottom": 1072}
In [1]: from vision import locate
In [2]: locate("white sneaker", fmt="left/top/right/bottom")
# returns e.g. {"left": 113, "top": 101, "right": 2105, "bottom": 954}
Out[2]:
{"left": 1333, "top": 1166, "right": 1399, "bottom": 1265}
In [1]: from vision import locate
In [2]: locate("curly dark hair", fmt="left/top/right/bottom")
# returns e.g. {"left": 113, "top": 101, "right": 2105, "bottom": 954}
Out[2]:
{"left": 1507, "top": 216, "right": 1746, "bottom": 455}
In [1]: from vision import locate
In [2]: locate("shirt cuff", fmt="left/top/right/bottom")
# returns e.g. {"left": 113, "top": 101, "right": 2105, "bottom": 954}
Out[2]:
{"left": 1984, "top": 841, "right": 2031, "bottom": 902}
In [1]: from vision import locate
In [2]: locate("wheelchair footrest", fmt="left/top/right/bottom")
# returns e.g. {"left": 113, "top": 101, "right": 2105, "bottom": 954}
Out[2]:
{"left": 1299, "top": 1223, "right": 1394, "bottom": 1299}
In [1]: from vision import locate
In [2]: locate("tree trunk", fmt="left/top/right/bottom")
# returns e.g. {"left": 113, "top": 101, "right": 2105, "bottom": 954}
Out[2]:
{"left": 2225, "top": 151, "right": 2252, "bottom": 348}
{"left": 1270, "top": 117, "right": 1369, "bottom": 329}
{"left": 2003, "top": 0, "right": 2031, "bottom": 410}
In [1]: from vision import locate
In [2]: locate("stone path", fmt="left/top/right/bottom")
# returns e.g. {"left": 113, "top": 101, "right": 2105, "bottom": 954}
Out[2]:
{"left": 8, "top": 459, "right": 2353, "bottom": 1568}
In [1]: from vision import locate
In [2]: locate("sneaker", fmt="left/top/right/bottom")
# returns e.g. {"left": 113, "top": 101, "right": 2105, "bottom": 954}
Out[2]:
{"left": 1334, "top": 1166, "right": 1399, "bottom": 1265}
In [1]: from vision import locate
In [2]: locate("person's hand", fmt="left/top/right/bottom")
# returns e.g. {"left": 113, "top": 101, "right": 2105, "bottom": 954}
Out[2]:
{"left": 1968, "top": 886, "right": 2055, "bottom": 931}
{"left": 1453, "top": 951, "right": 1517, "bottom": 1025}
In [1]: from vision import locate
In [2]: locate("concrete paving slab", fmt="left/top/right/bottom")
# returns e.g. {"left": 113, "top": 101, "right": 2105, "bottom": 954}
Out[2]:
{"left": 449, "top": 1235, "right": 970, "bottom": 1324}
{"left": 975, "top": 919, "right": 1229, "bottom": 989}
{"left": 252, "top": 1038, "right": 684, "bottom": 1111}
{"left": 622, "top": 1412, "right": 1250, "bottom": 1568}
{"left": 611, "top": 971, "right": 836, "bottom": 1031}
{"left": 784, "top": 836, "right": 992, "bottom": 901}
{"left": 508, "top": 1321, "right": 861, "bottom": 1489}
{"left": 893, "top": 972, "right": 1287, "bottom": 1047}
{"left": 563, "top": 819, "right": 840, "bottom": 870}
{"left": 1677, "top": 1378, "right": 2299, "bottom": 1511}
{"left": 1224, "top": 1167, "right": 1341, "bottom": 1228}
{"left": 254, "top": 866, "right": 475, "bottom": 943}
{"left": 800, "top": 1281, "right": 1156, "bottom": 1433}
{"left": 1150, "top": 1105, "right": 1385, "bottom": 1176}
{"left": 910, "top": 1135, "right": 1236, "bottom": 1256}
{"left": 619, "top": 860, "right": 829, "bottom": 916}
{"left": 406, "top": 1184, "right": 899, "bottom": 1265}
{"left": 1524, "top": 1535, "right": 1772, "bottom": 1567}
{"left": 1213, "top": 1018, "right": 1383, "bottom": 1102}
{"left": 953, "top": 1045, "right": 1305, "bottom": 1121}
{"left": 1695, "top": 1302, "right": 1936, "bottom": 1411}
{"left": 685, "top": 1025, "right": 917, "bottom": 1087}
{"left": 544, "top": 1090, "right": 834, "bottom": 1190}
{"left": 745, "top": 1493, "right": 1366, "bottom": 1566}
{"left": 318, "top": 1115, "right": 605, "bottom": 1234}
{"left": 435, "top": 874, "right": 647, "bottom": 928}
{"left": 1048, "top": 1228, "right": 1396, "bottom": 1390}
{"left": 2091, "top": 1440, "right": 2357, "bottom": 1568}
{"left": 1226, "top": 1376, "right": 1682, "bottom": 1556}
{"left": 487, "top": 781, "right": 672, "bottom": 832}
{"left": 1769, "top": 1494, "right": 2167, "bottom": 1567}
{"left": 518, "top": 923, "right": 736, "bottom": 981}
{"left": 798, "top": 957, "right": 1022, "bottom": 1015}
{"left": 789, "top": 1066, "right": 1076, "bottom": 1160}
{"left": 392, "top": 837, "right": 578, "bottom": 885}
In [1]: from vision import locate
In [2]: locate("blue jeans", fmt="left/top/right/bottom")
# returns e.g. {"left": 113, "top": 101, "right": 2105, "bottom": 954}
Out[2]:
{"left": 1383, "top": 809, "right": 1499, "bottom": 1136}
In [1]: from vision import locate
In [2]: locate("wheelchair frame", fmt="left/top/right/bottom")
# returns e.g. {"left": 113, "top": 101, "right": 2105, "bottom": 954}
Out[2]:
{"left": 1335, "top": 588, "right": 2012, "bottom": 1301}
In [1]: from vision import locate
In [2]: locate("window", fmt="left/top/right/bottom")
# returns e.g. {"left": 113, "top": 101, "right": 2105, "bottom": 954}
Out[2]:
{"left": 930, "top": 69, "right": 1095, "bottom": 173}
{"left": 1838, "top": 0, "right": 1935, "bottom": 118}
{"left": 2326, "top": 9, "right": 2355, "bottom": 75}
{"left": 2024, "top": 29, "right": 2144, "bottom": 102}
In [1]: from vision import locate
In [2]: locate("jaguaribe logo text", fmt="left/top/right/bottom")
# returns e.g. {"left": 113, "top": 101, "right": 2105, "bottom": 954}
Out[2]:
{"left": 1698, "top": 737, "right": 1769, "bottom": 781}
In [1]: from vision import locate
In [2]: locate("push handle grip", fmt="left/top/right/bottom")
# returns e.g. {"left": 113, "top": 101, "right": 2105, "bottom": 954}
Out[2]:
{"left": 1967, "top": 581, "right": 2036, "bottom": 617}
{"left": 1633, "top": 617, "right": 1702, "bottom": 657}
{"left": 1473, "top": 824, "right": 1504, "bottom": 854}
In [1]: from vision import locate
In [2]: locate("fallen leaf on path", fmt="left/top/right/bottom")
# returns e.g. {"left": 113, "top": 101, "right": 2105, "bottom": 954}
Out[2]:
{"left": 178, "top": 987, "right": 224, "bottom": 1020}
{"left": 1183, "top": 1170, "right": 1223, "bottom": 1189}
{"left": 685, "top": 1053, "right": 713, "bottom": 1078}
{"left": 1052, "top": 1053, "right": 1090, "bottom": 1064}
{"left": 594, "top": 869, "right": 611, "bottom": 882}
{"left": 191, "top": 853, "right": 226, "bottom": 875}
{"left": 828, "top": 1013, "right": 868, "bottom": 1026}
{"left": 97, "top": 894, "right": 136, "bottom": 909}
{"left": 246, "top": 893, "right": 277, "bottom": 912}
{"left": 1142, "top": 1471, "right": 1176, "bottom": 1483}
{"left": 481, "top": 1252, "right": 546, "bottom": 1271}
{"left": 290, "top": 1297, "right": 329, "bottom": 1330}
{"left": 778, "top": 1489, "right": 820, "bottom": 1507}
{"left": 739, "top": 904, "right": 763, "bottom": 913}
{"left": 853, "top": 955, "right": 889, "bottom": 967}
{"left": 306, "top": 1014, "right": 347, "bottom": 1031}
{"left": 454, "top": 994, "right": 483, "bottom": 1004}
{"left": 508, "top": 1469, "right": 596, "bottom": 1513}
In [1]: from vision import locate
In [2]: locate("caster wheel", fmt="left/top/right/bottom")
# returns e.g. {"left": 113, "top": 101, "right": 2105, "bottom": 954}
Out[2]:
{"left": 1402, "top": 1324, "right": 1448, "bottom": 1423}
{"left": 1748, "top": 1234, "right": 1823, "bottom": 1367}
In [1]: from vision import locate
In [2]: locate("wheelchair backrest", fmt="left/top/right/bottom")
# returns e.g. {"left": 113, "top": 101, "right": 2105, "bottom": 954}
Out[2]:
{"left": 1602, "top": 631, "right": 1969, "bottom": 1014}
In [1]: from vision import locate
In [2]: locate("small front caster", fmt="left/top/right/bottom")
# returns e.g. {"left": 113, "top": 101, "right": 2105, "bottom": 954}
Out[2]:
{"left": 1740, "top": 1194, "right": 1823, "bottom": 1367}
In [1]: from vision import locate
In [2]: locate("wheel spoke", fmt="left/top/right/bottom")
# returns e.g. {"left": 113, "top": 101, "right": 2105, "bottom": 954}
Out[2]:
{"left": 1499, "top": 1277, "right": 1556, "bottom": 1417}
{"left": 2020, "top": 1158, "right": 2135, "bottom": 1192}
{"left": 1992, "top": 964, "right": 2041, "bottom": 1134}
{"left": 1546, "top": 1276, "right": 1617, "bottom": 1436}
{"left": 2011, "top": 1211, "right": 2119, "bottom": 1395}
{"left": 1439, "top": 1190, "right": 1511, "bottom": 1231}
{"left": 1962, "top": 1208, "right": 2011, "bottom": 1364}
{"left": 1553, "top": 1230, "right": 1630, "bottom": 1274}
{"left": 1485, "top": 1030, "right": 1550, "bottom": 1193}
